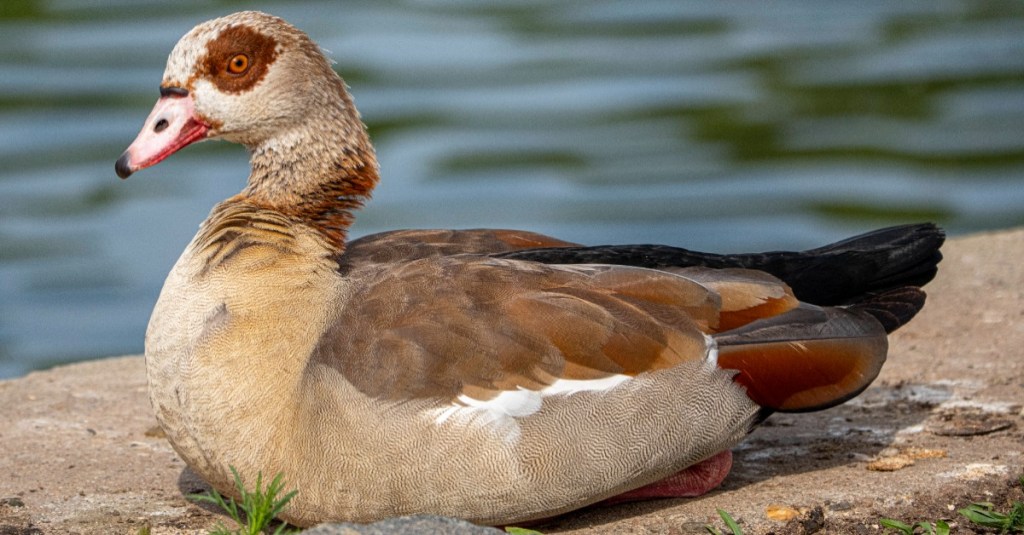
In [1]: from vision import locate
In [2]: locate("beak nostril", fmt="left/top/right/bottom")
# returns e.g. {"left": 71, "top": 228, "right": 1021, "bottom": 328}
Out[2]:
{"left": 154, "top": 119, "right": 169, "bottom": 133}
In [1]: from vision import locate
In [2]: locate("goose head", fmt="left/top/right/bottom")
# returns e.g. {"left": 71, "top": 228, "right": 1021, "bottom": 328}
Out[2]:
{"left": 116, "top": 11, "right": 376, "bottom": 188}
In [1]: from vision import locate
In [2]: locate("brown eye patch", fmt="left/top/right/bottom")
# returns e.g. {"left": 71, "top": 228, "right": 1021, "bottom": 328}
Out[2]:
{"left": 199, "top": 24, "right": 278, "bottom": 94}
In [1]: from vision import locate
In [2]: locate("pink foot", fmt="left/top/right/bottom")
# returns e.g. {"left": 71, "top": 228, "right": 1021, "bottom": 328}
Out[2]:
{"left": 600, "top": 450, "right": 733, "bottom": 505}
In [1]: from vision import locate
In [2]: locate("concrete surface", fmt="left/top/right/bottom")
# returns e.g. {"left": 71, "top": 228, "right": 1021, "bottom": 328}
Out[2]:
{"left": 1, "top": 228, "right": 1022, "bottom": 534}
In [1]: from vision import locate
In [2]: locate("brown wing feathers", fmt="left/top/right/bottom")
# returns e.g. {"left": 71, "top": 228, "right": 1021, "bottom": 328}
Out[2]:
{"left": 327, "top": 225, "right": 942, "bottom": 413}
{"left": 322, "top": 260, "right": 721, "bottom": 403}
{"left": 339, "top": 228, "right": 578, "bottom": 270}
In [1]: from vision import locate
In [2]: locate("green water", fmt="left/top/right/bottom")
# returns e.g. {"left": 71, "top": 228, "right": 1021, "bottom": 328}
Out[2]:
{"left": 1, "top": 0, "right": 1023, "bottom": 377}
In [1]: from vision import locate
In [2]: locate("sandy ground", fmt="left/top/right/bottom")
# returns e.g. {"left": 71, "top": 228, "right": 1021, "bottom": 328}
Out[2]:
{"left": 1, "top": 228, "right": 1022, "bottom": 535}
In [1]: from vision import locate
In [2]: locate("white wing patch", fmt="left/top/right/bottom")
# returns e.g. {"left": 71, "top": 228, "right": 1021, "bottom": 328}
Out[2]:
{"left": 457, "top": 389, "right": 543, "bottom": 421}
{"left": 705, "top": 336, "right": 719, "bottom": 366}
{"left": 541, "top": 374, "right": 631, "bottom": 396}
{"left": 432, "top": 374, "right": 632, "bottom": 439}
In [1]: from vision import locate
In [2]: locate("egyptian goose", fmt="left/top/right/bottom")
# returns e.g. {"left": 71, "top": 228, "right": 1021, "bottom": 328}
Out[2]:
{"left": 116, "top": 11, "right": 944, "bottom": 527}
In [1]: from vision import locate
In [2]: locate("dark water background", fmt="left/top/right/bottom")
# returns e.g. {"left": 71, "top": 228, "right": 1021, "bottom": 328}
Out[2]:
{"left": 2, "top": 0, "right": 1023, "bottom": 378}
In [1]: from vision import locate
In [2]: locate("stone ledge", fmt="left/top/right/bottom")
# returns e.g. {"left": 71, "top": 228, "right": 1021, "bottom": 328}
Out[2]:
{"left": 2, "top": 228, "right": 1023, "bottom": 534}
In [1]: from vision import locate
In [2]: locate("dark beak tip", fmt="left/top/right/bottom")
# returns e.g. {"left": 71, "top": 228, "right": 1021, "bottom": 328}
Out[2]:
{"left": 115, "top": 152, "right": 133, "bottom": 179}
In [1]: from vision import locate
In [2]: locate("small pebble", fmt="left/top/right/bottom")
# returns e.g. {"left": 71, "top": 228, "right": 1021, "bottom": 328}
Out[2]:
{"left": 0, "top": 497, "right": 26, "bottom": 507}
{"left": 765, "top": 504, "right": 800, "bottom": 521}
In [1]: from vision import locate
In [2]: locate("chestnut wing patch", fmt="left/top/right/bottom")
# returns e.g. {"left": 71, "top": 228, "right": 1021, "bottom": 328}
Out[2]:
{"left": 668, "top": 267, "right": 800, "bottom": 332}
{"left": 714, "top": 304, "right": 888, "bottom": 412}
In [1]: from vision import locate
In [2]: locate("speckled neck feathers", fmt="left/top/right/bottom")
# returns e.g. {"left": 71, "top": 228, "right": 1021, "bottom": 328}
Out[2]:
{"left": 241, "top": 75, "right": 379, "bottom": 250}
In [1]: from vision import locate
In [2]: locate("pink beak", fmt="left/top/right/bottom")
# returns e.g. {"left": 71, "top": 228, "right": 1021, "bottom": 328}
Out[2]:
{"left": 115, "top": 87, "right": 210, "bottom": 179}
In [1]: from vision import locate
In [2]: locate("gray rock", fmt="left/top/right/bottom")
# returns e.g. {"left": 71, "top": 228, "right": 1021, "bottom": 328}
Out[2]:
{"left": 303, "top": 514, "right": 503, "bottom": 535}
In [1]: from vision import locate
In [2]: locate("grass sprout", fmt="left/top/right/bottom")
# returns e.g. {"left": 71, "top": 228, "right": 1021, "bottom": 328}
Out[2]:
{"left": 705, "top": 509, "right": 744, "bottom": 535}
{"left": 879, "top": 518, "right": 950, "bottom": 535}
{"left": 959, "top": 501, "right": 1024, "bottom": 533}
{"left": 957, "top": 475, "right": 1024, "bottom": 534}
{"left": 188, "top": 466, "right": 299, "bottom": 535}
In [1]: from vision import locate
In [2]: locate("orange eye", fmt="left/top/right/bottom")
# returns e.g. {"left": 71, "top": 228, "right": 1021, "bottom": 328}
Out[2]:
{"left": 226, "top": 54, "right": 249, "bottom": 74}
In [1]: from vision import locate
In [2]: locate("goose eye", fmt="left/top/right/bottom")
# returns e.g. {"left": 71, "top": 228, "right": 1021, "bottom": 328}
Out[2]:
{"left": 226, "top": 54, "right": 250, "bottom": 75}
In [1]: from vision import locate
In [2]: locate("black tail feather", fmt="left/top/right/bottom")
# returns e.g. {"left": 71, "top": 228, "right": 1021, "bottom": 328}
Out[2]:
{"left": 495, "top": 223, "right": 945, "bottom": 308}
{"left": 782, "top": 223, "right": 944, "bottom": 305}
{"left": 848, "top": 286, "right": 927, "bottom": 334}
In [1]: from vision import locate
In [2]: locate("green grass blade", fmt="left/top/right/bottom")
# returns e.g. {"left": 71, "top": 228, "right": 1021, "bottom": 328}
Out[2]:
{"left": 188, "top": 488, "right": 242, "bottom": 526}
{"left": 879, "top": 518, "right": 913, "bottom": 534}
{"left": 960, "top": 502, "right": 1010, "bottom": 530}
{"left": 266, "top": 473, "right": 298, "bottom": 518}
{"left": 1008, "top": 501, "right": 1024, "bottom": 531}
{"left": 704, "top": 508, "right": 738, "bottom": 535}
